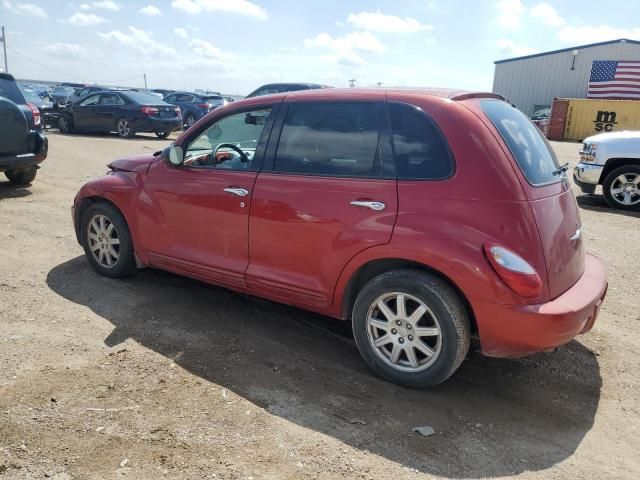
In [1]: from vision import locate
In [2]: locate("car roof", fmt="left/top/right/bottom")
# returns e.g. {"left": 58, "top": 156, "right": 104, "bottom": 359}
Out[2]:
{"left": 241, "top": 87, "right": 504, "bottom": 102}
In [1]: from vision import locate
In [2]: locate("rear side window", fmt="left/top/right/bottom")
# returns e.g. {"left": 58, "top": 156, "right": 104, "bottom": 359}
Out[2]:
{"left": 275, "top": 102, "right": 381, "bottom": 177}
{"left": 482, "top": 100, "right": 560, "bottom": 186}
{"left": 0, "top": 78, "right": 25, "bottom": 104}
{"left": 389, "top": 103, "right": 454, "bottom": 180}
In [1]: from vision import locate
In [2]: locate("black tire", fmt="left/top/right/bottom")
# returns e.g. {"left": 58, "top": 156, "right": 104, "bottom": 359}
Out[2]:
{"left": 155, "top": 131, "right": 170, "bottom": 139}
{"left": 184, "top": 114, "right": 195, "bottom": 129}
{"left": 58, "top": 114, "right": 73, "bottom": 134}
{"left": 81, "top": 202, "right": 137, "bottom": 278}
{"left": 5, "top": 166, "right": 37, "bottom": 185}
{"left": 352, "top": 269, "right": 470, "bottom": 388}
{"left": 602, "top": 165, "right": 640, "bottom": 211}
{"left": 116, "top": 118, "right": 135, "bottom": 138}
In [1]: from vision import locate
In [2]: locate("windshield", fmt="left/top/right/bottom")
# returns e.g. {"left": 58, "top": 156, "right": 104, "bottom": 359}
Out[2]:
{"left": 0, "top": 78, "right": 26, "bottom": 104}
{"left": 122, "top": 91, "right": 168, "bottom": 105}
{"left": 482, "top": 100, "right": 560, "bottom": 186}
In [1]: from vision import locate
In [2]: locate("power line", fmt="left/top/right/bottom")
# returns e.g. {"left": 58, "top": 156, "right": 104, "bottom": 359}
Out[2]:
{"left": 7, "top": 46, "right": 145, "bottom": 85}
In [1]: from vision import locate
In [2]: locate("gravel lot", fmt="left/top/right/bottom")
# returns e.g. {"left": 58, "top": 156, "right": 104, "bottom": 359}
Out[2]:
{"left": 1, "top": 132, "right": 638, "bottom": 479}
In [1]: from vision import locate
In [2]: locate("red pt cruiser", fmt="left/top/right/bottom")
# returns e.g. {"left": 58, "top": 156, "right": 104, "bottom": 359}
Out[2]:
{"left": 72, "top": 89, "right": 608, "bottom": 388}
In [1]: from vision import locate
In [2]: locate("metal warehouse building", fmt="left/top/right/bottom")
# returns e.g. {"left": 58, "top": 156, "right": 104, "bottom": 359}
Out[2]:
{"left": 492, "top": 38, "right": 640, "bottom": 117}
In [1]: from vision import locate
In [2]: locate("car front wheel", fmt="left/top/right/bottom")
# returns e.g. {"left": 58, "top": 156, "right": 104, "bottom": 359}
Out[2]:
{"left": 58, "top": 115, "right": 73, "bottom": 134}
{"left": 155, "top": 131, "right": 169, "bottom": 139}
{"left": 184, "top": 114, "right": 196, "bottom": 129}
{"left": 81, "top": 202, "right": 136, "bottom": 278}
{"left": 602, "top": 165, "right": 640, "bottom": 210}
{"left": 116, "top": 118, "right": 135, "bottom": 138}
{"left": 352, "top": 269, "right": 470, "bottom": 388}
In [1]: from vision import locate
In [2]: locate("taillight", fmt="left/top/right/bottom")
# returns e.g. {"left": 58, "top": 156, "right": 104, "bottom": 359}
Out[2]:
{"left": 483, "top": 244, "right": 542, "bottom": 298}
{"left": 141, "top": 106, "right": 159, "bottom": 116}
{"left": 27, "top": 103, "right": 41, "bottom": 127}
{"left": 174, "top": 107, "right": 181, "bottom": 116}
{"left": 196, "top": 103, "right": 210, "bottom": 110}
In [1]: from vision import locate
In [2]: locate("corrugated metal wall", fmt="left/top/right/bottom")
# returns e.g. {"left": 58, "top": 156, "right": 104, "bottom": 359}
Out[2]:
{"left": 492, "top": 42, "right": 640, "bottom": 117}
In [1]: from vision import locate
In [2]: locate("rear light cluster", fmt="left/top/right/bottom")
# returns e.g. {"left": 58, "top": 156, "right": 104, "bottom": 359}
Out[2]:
{"left": 27, "top": 103, "right": 41, "bottom": 127}
{"left": 484, "top": 244, "right": 542, "bottom": 298}
{"left": 141, "top": 106, "right": 159, "bottom": 116}
{"left": 196, "top": 103, "right": 211, "bottom": 110}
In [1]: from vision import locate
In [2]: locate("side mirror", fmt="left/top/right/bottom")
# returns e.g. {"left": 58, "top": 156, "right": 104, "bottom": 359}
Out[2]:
{"left": 163, "top": 145, "right": 184, "bottom": 166}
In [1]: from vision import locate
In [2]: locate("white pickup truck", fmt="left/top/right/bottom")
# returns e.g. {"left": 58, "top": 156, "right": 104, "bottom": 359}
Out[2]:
{"left": 573, "top": 131, "right": 640, "bottom": 210}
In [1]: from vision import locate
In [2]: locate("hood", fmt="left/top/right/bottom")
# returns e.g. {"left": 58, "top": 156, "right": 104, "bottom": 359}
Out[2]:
{"left": 108, "top": 152, "right": 156, "bottom": 174}
{"left": 584, "top": 130, "right": 640, "bottom": 143}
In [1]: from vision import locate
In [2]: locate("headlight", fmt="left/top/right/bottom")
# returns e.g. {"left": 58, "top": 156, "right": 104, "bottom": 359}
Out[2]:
{"left": 580, "top": 142, "right": 598, "bottom": 162}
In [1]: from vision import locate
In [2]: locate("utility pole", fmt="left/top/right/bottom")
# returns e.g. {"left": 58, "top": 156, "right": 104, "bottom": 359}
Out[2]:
{"left": 1, "top": 26, "right": 8, "bottom": 73}
{"left": 143, "top": 73, "right": 148, "bottom": 91}
{"left": 349, "top": 78, "right": 356, "bottom": 88}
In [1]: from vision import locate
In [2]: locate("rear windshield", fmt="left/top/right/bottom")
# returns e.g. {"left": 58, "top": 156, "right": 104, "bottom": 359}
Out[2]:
{"left": 122, "top": 91, "right": 168, "bottom": 105}
{"left": 0, "top": 78, "right": 26, "bottom": 104}
{"left": 482, "top": 100, "right": 560, "bottom": 186}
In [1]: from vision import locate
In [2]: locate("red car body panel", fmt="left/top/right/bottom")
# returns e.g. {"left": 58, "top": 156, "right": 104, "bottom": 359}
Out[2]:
{"left": 73, "top": 88, "right": 608, "bottom": 358}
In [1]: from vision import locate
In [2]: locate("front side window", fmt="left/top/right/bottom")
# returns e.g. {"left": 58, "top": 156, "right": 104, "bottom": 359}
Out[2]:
{"left": 389, "top": 103, "right": 454, "bottom": 180}
{"left": 79, "top": 94, "right": 100, "bottom": 106}
{"left": 183, "top": 108, "right": 273, "bottom": 170}
{"left": 482, "top": 100, "right": 560, "bottom": 186}
{"left": 274, "top": 102, "right": 380, "bottom": 177}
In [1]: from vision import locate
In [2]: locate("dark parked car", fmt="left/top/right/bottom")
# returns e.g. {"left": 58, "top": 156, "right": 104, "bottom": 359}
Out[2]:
{"left": 72, "top": 88, "right": 607, "bottom": 388}
{"left": 245, "top": 83, "right": 332, "bottom": 98}
{"left": 0, "top": 73, "right": 48, "bottom": 184}
{"left": 58, "top": 90, "right": 182, "bottom": 138}
{"left": 50, "top": 85, "right": 77, "bottom": 109}
{"left": 151, "top": 88, "right": 175, "bottom": 97}
{"left": 65, "top": 85, "right": 121, "bottom": 106}
{"left": 163, "top": 91, "right": 229, "bottom": 128}
{"left": 20, "top": 87, "right": 54, "bottom": 129}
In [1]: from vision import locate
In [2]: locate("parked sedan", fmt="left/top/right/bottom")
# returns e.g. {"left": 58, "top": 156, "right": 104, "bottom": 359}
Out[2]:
{"left": 20, "top": 87, "right": 54, "bottom": 128}
{"left": 50, "top": 85, "right": 77, "bottom": 109}
{"left": 72, "top": 88, "right": 607, "bottom": 388}
{"left": 163, "top": 91, "right": 228, "bottom": 128}
{"left": 58, "top": 90, "right": 182, "bottom": 138}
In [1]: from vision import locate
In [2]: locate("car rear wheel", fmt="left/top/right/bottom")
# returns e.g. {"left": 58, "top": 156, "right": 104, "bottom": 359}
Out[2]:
{"left": 155, "top": 131, "right": 169, "bottom": 139}
{"left": 58, "top": 115, "right": 73, "bottom": 134}
{"left": 116, "top": 118, "right": 135, "bottom": 138}
{"left": 81, "top": 202, "right": 136, "bottom": 278}
{"left": 603, "top": 165, "right": 640, "bottom": 211}
{"left": 352, "top": 269, "right": 470, "bottom": 388}
{"left": 5, "top": 166, "right": 37, "bottom": 185}
{"left": 184, "top": 114, "right": 196, "bottom": 129}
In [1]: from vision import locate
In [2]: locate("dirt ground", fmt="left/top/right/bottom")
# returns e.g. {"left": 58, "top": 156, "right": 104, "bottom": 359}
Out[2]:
{"left": 0, "top": 131, "right": 638, "bottom": 480}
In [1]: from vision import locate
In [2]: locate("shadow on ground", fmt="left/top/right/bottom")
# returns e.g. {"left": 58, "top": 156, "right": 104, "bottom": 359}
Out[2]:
{"left": 47, "top": 130, "right": 181, "bottom": 142}
{"left": 47, "top": 257, "right": 601, "bottom": 478}
{"left": 0, "top": 181, "right": 32, "bottom": 201}
{"left": 577, "top": 194, "right": 640, "bottom": 218}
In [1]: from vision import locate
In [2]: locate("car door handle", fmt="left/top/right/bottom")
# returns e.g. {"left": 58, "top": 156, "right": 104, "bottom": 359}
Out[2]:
{"left": 350, "top": 200, "right": 386, "bottom": 211}
{"left": 224, "top": 187, "right": 249, "bottom": 197}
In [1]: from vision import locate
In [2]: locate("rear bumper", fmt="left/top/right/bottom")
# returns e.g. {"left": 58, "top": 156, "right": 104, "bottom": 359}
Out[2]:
{"left": 0, "top": 132, "right": 48, "bottom": 172}
{"left": 131, "top": 117, "right": 182, "bottom": 133}
{"left": 474, "top": 254, "right": 607, "bottom": 358}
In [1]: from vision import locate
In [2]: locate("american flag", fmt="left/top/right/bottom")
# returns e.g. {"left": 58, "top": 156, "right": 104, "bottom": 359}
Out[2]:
{"left": 587, "top": 60, "right": 640, "bottom": 99}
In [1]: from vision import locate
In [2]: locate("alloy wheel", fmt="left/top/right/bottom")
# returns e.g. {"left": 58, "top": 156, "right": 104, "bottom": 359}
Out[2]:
{"left": 366, "top": 292, "right": 442, "bottom": 372}
{"left": 117, "top": 119, "right": 131, "bottom": 137}
{"left": 87, "top": 214, "right": 120, "bottom": 268}
{"left": 610, "top": 173, "right": 640, "bottom": 206}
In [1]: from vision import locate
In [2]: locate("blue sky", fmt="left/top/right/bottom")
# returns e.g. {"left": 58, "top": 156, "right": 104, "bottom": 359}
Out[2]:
{"left": 2, "top": 0, "right": 640, "bottom": 95}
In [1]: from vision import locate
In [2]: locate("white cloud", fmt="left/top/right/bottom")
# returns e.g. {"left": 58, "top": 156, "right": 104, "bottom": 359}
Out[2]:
{"left": 495, "top": 0, "right": 526, "bottom": 30}
{"left": 46, "top": 42, "right": 89, "bottom": 57}
{"left": 557, "top": 25, "right": 640, "bottom": 44}
{"left": 1, "top": 1, "right": 47, "bottom": 18}
{"left": 98, "top": 26, "right": 176, "bottom": 57}
{"left": 190, "top": 38, "right": 232, "bottom": 60}
{"left": 79, "top": 3, "right": 91, "bottom": 10}
{"left": 67, "top": 12, "right": 109, "bottom": 26}
{"left": 304, "top": 31, "right": 386, "bottom": 54}
{"left": 531, "top": 3, "right": 565, "bottom": 27}
{"left": 171, "top": 0, "right": 267, "bottom": 20}
{"left": 91, "top": 0, "right": 120, "bottom": 11}
{"left": 173, "top": 27, "right": 188, "bottom": 38}
{"left": 496, "top": 38, "right": 535, "bottom": 57}
{"left": 346, "top": 11, "right": 432, "bottom": 34}
{"left": 139, "top": 5, "right": 162, "bottom": 16}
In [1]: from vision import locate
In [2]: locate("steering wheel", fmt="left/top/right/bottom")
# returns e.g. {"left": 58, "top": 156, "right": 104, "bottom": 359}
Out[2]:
{"left": 213, "top": 143, "right": 250, "bottom": 163}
